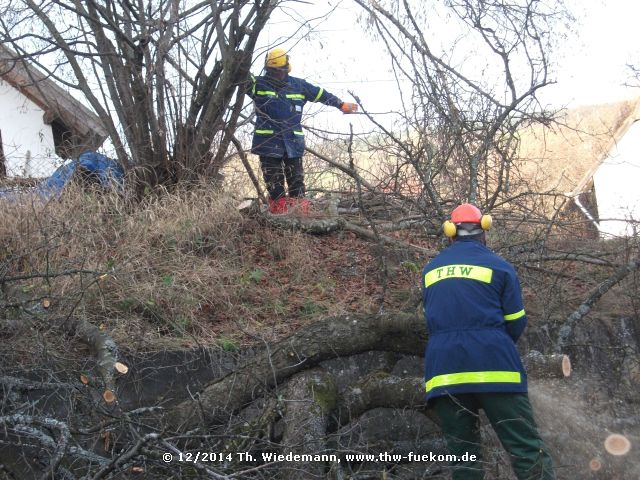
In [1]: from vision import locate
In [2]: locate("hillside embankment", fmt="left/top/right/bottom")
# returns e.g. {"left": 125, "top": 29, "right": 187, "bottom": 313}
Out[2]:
{"left": 1, "top": 185, "right": 638, "bottom": 478}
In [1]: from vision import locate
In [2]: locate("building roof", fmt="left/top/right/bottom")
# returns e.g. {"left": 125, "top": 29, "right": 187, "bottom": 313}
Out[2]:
{"left": 0, "top": 44, "right": 108, "bottom": 159}
{"left": 517, "top": 97, "right": 640, "bottom": 196}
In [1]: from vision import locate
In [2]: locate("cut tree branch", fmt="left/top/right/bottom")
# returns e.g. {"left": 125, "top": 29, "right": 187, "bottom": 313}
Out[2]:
{"left": 556, "top": 257, "right": 640, "bottom": 352}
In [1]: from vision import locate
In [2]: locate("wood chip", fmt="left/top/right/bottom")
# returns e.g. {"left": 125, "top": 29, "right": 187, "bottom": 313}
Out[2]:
{"left": 42, "top": 298, "right": 51, "bottom": 309}
{"left": 562, "top": 354, "right": 572, "bottom": 377}
{"left": 604, "top": 433, "right": 631, "bottom": 456}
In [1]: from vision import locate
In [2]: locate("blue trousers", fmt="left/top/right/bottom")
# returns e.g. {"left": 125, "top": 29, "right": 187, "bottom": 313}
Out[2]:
{"left": 259, "top": 154, "right": 304, "bottom": 200}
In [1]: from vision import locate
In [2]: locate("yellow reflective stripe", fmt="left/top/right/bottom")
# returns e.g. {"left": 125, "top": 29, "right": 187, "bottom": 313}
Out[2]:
{"left": 286, "top": 93, "right": 305, "bottom": 99}
{"left": 255, "top": 129, "right": 274, "bottom": 135}
{"left": 424, "top": 264, "right": 493, "bottom": 287}
{"left": 293, "top": 131, "right": 304, "bottom": 136}
{"left": 504, "top": 309, "right": 526, "bottom": 321}
{"left": 251, "top": 75, "right": 256, "bottom": 95}
{"left": 313, "top": 87, "right": 324, "bottom": 102}
{"left": 425, "top": 371, "right": 521, "bottom": 393}
{"left": 257, "top": 90, "right": 277, "bottom": 96}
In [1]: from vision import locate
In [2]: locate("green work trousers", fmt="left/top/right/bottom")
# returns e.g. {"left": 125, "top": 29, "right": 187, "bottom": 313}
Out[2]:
{"left": 432, "top": 392, "right": 555, "bottom": 480}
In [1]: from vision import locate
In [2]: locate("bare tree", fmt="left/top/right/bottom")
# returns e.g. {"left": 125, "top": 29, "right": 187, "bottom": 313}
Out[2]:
{"left": 348, "top": 0, "right": 561, "bottom": 219}
{"left": 0, "top": 0, "right": 278, "bottom": 190}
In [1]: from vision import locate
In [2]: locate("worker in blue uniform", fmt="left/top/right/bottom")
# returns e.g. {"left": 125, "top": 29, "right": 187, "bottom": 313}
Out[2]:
{"left": 422, "top": 203, "right": 555, "bottom": 480}
{"left": 247, "top": 48, "right": 358, "bottom": 215}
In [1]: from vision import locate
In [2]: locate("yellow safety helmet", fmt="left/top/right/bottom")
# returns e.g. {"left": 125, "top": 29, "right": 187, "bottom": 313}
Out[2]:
{"left": 442, "top": 203, "right": 493, "bottom": 238}
{"left": 265, "top": 48, "right": 291, "bottom": 73}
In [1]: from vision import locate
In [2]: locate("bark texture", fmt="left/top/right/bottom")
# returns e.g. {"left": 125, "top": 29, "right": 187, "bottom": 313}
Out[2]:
{"left": 337, "top": 374, "right": 428, "bottom": 426}
{"left": 263, "top": 213, "right": 436, "bottom": 256}
{"left": 61, "top": 316, "right": 120, "bottom": 400}
{"left": 280, "top": 368, "right": 337, "bottom": 480}
{"left": 169, "top": 313, "right": 424, "bottom": 430}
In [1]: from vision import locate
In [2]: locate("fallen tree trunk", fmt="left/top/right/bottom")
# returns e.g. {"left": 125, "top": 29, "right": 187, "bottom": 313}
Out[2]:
{"left": 169, "top": 310, "right": 567, "bottom": 433}
{"left": 167, "top": 314, "right": 571, "bottom": 431}
{"left": 343, "top": 221, "right": 436, "bottom": 256}
{"left": 266, "top": 214, "right": 347, "bottom": 234}
{"left": 336, "top": 355, "right": 568, "bottom": 428}
{"left": 169, "top": 313, "right": 424, "bottom": 430}
{"left": 263, "top": 213, "right": 436, "bottom": 256}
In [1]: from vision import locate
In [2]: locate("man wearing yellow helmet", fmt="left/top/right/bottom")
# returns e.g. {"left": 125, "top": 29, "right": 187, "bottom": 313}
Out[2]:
{"left": 421, "top": 204, "right": 556, "bottom": 480}
{"left": 247, "top": 48, "right": 358, "bottom": 215}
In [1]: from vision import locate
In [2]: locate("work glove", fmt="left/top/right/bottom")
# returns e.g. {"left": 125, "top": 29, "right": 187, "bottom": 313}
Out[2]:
{"left": 340, "top": 102, "right": 358, "bottom": 114}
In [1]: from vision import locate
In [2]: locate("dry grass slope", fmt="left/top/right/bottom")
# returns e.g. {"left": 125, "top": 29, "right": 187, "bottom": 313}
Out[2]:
{"left": 0, "top": 185, "right": 419, "bottom": 362}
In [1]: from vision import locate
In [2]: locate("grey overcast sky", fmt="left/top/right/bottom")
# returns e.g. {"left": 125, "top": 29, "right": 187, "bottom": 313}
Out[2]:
{"left": 250, "top": 0, "right": 640, "bottom": 134}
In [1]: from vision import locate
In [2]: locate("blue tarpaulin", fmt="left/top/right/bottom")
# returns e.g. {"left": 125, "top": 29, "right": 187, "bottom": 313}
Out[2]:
{"left": 36, "top": 151, "right": 124, "bottom": 199}
{"left": 1, "top": 151, "right": 124, "bottom": 200}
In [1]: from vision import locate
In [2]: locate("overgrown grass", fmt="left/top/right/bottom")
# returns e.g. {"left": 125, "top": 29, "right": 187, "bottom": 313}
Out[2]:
{"left": 3, "top": 176, "right": 638, "bottom": 370}
{"left": 0, "top": 184, "right": 379, "bottom": 359}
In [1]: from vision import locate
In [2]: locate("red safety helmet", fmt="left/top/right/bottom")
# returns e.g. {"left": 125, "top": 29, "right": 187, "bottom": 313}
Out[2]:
{"left": 451, "top": 203, "right": 482, "bottom": 224}
{"left": 443, "top": 203, "right": 492, "bottom": 237}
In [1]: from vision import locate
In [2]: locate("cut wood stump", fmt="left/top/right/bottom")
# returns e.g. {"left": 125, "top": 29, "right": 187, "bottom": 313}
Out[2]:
{"left": 103, "top": 389, "right": 116, "bottom": 404}
{"left": 589, "top": 458, "right": 602, "bottom": 471}
{"left": 114, "top": 362, "right": 129, "bottom": 375}
{"left": 523, "top": 350, "right": 571, "bottom": 379}
{"left": 604, "top": 433, "right": 631, "bottom": 456}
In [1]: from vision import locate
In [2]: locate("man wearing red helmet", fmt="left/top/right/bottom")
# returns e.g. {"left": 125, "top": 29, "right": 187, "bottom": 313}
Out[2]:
{"left": 421, "top": 204, "right": 555, "bottom": 480}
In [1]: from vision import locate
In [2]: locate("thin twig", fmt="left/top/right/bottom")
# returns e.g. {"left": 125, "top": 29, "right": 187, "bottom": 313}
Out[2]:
{"left": 0, "top": 269, "right": 102, "bottom": 284}
{"left": 91, "top": 433, "right": 160, "bottom": 480}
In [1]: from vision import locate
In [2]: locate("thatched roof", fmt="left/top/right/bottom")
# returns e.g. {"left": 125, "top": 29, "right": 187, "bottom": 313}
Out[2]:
{"left": 0, "top": 44, "right": 107, "bottom": 159}
{"left": 517, "top": 98, "right": 640, "bottom": 195}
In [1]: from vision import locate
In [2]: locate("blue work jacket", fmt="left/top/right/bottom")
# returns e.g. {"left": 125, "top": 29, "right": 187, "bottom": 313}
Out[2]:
{"left": 247, "top": 73, "right": 343, "bottom": 158}
{"left": 421, "top": 238, "right": 528, "bottom": 402}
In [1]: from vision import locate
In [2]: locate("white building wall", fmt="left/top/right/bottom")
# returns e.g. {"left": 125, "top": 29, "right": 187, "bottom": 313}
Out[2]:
{"left": 593, "top": 120, "right": 640, "bottom": 237}
{"left": 0, "top": 78, "right": 62, "bottom": 177}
